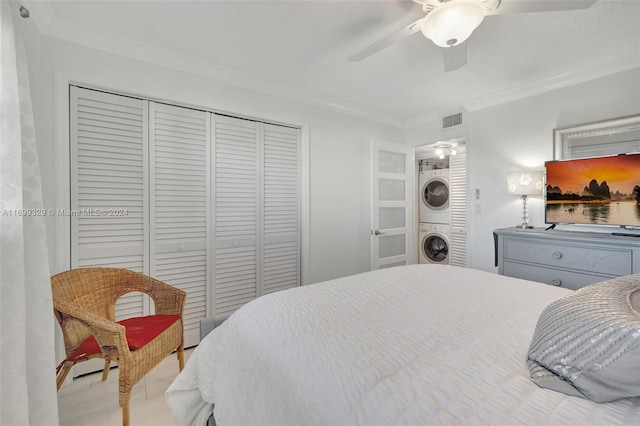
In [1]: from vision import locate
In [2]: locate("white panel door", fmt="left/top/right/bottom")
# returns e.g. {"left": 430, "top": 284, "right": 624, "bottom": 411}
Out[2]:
{"left": 70, "top": 86, "right": 149, "bottom": 376}
{"left": 261, "top": 124, "right": 301, "bottom": 294}
{"left": 211, "top": 115, "right": 259, "bottom": 317}
{"left": 150, "top": 102, "right": 210, "bottom": 347}
{"left": 370, "top": 140, "right": 414, "bottom": 270}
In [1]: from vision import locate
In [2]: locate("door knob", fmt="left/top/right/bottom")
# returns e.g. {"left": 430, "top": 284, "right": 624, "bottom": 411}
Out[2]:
{"left": 374, "top": 229, "right": 384, "bottom": 236}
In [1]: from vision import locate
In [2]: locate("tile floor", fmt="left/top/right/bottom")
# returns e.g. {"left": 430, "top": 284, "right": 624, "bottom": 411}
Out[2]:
{"left": 57, "top": 348, "right": 194, "bottom": 426}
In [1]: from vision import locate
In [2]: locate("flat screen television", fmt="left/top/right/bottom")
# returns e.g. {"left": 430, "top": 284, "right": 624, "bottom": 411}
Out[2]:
{"left": 545, "top": 153, "right": 640, "bottom": 227}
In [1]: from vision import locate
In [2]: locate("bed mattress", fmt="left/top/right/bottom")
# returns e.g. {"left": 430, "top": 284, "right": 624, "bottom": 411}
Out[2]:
{"left": 166, "top": 264, "right": 640, "bottom": 425}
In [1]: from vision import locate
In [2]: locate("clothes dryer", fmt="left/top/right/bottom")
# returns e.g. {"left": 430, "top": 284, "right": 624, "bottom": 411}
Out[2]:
{"left": 419, "top": 223, "right": 450, "bottom": 265}
{"left": 419, "top": 169, "right": 450, "bottom": 224}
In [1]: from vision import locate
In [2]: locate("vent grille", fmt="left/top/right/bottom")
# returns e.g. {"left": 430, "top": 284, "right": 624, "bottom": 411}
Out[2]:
{"left": 442, "top": 112, "right": 463, "bottom": 129}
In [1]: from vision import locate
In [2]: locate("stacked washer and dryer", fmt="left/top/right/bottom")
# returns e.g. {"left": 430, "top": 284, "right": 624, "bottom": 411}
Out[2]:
{"left": 419, "top": 165, "right": 451, "bottom": 264}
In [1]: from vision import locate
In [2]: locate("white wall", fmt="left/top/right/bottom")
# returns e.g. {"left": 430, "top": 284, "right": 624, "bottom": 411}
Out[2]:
{"left": 18, "top": 21, "right": 404, "bottom": 285}
{"left": 406, "top": 68, "right": 640, "bottom": 272}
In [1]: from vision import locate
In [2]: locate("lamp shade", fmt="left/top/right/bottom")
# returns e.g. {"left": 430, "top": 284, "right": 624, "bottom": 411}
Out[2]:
{"left": 421, "top": 0, "right": 486, "bottom": 48}
{"left": 507, "top": 171, "right": 544, "bottom": 196}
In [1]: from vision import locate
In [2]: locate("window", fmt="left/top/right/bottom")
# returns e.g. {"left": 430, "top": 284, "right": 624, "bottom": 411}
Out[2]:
{"left": 554, "top": 115, "right": 640, "bottom": 160}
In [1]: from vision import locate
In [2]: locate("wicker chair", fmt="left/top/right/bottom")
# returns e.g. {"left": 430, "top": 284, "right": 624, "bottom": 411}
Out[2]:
{"left": 52, "top": 268, "right": 186, "bottom": 426}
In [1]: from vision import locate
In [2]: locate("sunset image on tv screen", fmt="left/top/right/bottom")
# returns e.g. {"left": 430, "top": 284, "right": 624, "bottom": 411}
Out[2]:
{"left": 545, "top": 154, "right": 640, "bottom": 226}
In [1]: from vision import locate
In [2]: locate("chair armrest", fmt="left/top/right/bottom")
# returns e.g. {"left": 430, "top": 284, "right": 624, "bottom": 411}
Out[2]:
{"left": 54, "top": 299, "right": 131, "bottom": 360}
{"left": 143, "top": 276, "right": 186, "bottom": 316}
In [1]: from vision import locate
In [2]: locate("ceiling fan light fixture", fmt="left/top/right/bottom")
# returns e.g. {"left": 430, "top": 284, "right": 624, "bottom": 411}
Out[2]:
{"left": 421, "top": 0, "right": 486, "bottom": 48}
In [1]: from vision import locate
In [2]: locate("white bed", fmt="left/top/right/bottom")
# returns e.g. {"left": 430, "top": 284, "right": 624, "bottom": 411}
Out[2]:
{"left": 165, "top": 264, "right": 640, "bottom": 425}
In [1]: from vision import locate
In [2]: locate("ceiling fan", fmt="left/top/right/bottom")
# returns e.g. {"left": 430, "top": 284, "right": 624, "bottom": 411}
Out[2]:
{"left": 348, "top": 0, "right": 597, "bottom": 72}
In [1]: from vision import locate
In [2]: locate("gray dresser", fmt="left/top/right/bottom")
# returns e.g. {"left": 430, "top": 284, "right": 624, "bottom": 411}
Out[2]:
{"left": 494, "top": 227, "right": 640, "bottom": 290}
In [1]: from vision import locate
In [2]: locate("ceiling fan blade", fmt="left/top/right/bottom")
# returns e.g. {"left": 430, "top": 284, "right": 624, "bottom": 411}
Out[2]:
{"left": 491, "top": 0, "right": 597, "bottom": 15}
{"left": 443, "top": 43, "right": 467, "bottom": 72}
{"left": 348, "top": 18, "right": 425, "bottom": 62}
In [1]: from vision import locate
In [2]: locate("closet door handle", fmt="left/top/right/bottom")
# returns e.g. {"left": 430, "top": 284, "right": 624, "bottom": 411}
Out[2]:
{"left": 373, "top": 229, "right": 385, "bottom": 236}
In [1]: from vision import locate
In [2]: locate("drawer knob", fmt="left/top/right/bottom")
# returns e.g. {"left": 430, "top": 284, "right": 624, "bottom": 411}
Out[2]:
{"left": 551, "top": 278, "right": 562, "bottom": 286}
{"left": 552, "top": 251, "right": 563, "bottom": 259}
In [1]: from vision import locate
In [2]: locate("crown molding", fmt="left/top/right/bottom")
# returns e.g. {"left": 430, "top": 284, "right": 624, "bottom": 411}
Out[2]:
{"left": 462, "top": 52, "right": 640, "bottom": 112}
{"left": 22, "top": 2, "right": 405, "bottom": 129}
{"left": 403, "top": 53, "right": 639, "bottom": 129}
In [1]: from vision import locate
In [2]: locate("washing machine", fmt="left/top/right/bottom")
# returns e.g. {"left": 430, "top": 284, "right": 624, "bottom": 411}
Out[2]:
{"left": 419, "top": 169, "right": 450, "bottom": 224}
{"left": 419, "top": 223, "right": 450, "bottom": 265}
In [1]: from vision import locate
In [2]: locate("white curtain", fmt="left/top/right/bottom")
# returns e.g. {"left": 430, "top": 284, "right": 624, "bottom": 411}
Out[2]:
{"left": 0, "top": 1, "right": 60, "bottom": 425}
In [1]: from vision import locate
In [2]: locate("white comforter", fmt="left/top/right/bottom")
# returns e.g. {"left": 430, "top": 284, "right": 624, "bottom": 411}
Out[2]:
{"left": 166, "top": 264, "right": 640, "bottom": 425}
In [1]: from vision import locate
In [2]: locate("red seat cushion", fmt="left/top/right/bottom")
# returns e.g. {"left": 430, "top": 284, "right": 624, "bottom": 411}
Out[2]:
{"left": 67, "top": 314, "right": 180, "bottom": 362}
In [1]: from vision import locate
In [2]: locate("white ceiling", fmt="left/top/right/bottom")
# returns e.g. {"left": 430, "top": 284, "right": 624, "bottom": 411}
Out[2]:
{"left": 24, "top": 0, "right": 640, "bottom": 127}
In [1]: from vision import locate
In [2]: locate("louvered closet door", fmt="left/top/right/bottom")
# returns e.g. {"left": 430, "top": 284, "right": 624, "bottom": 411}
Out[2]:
{"left": 70, "top": 87, "right": 149, "bottom": 320}
{"left": 212, "top": 115, "right": 259, "bottom": 317}
{"left": 262, "top": 124, "right": 301, "bottom": 294}
{"left": 150, "top": 103, "right": 210, "bottom": 347}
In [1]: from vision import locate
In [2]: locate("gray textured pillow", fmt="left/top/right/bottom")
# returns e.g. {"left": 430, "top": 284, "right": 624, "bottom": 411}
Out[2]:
{"left": 527, "top": 275, "right": 640, "bottom": 402}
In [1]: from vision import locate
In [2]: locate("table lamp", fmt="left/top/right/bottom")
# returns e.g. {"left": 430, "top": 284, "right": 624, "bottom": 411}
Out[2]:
{"left": 507, "top": 171, "right": 544, "bottom": 229}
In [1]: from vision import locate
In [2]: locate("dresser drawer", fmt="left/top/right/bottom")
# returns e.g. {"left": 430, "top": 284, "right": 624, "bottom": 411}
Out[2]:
{"left": 503, "top": 238, "right": 632, "bottom": 276}
{"left": 503, "top": 261, "right": 611, "bottom": 290}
